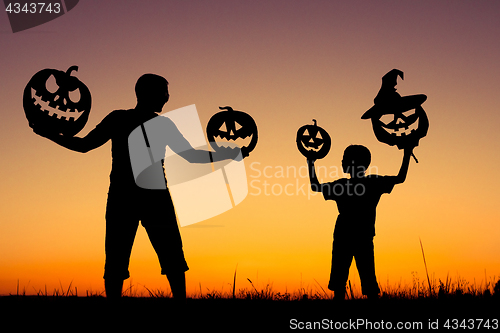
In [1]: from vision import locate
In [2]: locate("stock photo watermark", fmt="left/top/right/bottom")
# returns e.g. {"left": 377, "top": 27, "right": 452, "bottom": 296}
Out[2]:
{"left": 3, "top": 0, "right": 80, "bottom": 33}
{"left": 248, "top": 162, "right": 379, "bottom": 199}
{"left": 128, "top": 105, "right": 248, "bottom": 227}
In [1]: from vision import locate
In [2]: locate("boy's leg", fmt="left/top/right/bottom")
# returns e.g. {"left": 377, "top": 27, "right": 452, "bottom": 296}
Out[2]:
{"left": 328, "top": 238, "right": 354, "bottom": 300}
{"left": 354, "top": 237, "right": 380, "bottom": 298}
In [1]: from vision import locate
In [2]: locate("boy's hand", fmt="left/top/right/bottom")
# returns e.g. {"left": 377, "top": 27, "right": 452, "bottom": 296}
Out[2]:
{"left": 403, "top": 145, "right": 415, "bottom": 156}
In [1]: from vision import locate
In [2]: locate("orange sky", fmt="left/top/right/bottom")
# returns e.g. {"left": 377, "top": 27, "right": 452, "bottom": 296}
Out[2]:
{"left": 1, "top": 1, "right": 499, "bottom": 296}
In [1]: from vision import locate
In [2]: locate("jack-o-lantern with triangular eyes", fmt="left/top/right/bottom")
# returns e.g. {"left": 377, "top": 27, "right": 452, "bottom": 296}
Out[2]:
{"left": 362, "top": 69, "right": 428, "bottom": 150}
{"left": 296, "top": 119, "right": 331, "bottom": 160}
{"left": 206, "top": 106, "right": 258, "bottom": 157}
{"left": 23, "top": 66, "right": 91, "bottom": 136}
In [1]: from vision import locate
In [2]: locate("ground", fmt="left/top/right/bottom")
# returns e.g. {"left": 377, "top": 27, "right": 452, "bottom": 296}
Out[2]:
{"left": 1, "top": 295, "right": 498, "bottom": 331}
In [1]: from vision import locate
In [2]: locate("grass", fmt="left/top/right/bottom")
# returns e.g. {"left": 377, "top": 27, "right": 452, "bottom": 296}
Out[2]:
{"left": 4, "top": 244, "right": 499, "bottom": 330}
{"left": 2, "top": 275, "right": 499, "bottom": 331}
{"left": 9, "top": 271, "right": 500, "bottom": 301}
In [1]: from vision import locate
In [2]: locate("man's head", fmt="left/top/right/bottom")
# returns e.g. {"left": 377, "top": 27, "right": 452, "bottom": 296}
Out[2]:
{"left": 135, "top": 74, "right": 169, "bottom": 112}
{"left": 342, "top": 145, "right": 371, "bottom": 177}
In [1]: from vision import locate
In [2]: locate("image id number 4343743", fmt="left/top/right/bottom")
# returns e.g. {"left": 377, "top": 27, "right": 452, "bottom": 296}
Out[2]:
{"left": 5, "top": 2, "right": 61, "bottom": 14}
{"left": 442, "top": 319, "right": 499, "bottom": 330}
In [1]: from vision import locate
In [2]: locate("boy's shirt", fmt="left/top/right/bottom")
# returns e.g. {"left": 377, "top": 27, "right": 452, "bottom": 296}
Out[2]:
{"left": 321, "top": 175, "right": 397, "bottom": 239}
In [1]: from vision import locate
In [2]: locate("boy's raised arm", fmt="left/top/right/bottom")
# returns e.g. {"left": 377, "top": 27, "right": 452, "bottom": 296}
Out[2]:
{"left": 307, "top": 159, "right": 322, "bottom": 192}
{"left": 394, "top": 146, "right": 414, "bottom": 184}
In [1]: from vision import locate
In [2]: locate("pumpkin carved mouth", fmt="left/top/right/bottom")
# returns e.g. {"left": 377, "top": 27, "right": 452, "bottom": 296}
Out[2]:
{"left": 31, "top": 87, "right": 84, "bottom": 121}
{"left": 381, "top": 118, "right": 419, "bottom": 137}
{"left": 301, "top": 140, "right": 324, "bottom": 152}
{"left": 212, "top": 133, "right": 254, "bottom": 149}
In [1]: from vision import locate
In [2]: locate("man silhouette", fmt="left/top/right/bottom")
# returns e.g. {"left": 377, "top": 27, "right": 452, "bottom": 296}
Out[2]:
{"left": 308, "top": 144, "right": 414, "bottom": 300}
{"left": 34, "top": 73, "right": 237, "bottom": 300}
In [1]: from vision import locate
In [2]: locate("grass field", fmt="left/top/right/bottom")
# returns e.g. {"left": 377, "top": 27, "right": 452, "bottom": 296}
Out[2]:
{"left": 2, "top": 277, "right": 499, "bottom": 331}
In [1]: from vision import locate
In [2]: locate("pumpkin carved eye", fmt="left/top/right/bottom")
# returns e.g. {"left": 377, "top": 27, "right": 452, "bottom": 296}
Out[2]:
{"left": 380, "top": 114, "right": 393, "bottom": 125}
{"left": 402, "top": 109, "right": 415, "bottom": 117}
{"left": 46, "top": 74, "right": 59, "bottom": 93}
{"left": 68, "top": 88, "right": 81, "bottom": 103}
{"left": 218, "top": 121, "right": 243, "bottom": 136}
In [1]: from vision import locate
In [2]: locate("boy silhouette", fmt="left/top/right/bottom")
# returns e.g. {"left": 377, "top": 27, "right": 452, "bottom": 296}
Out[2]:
{"left": 34, "top": 74, "right": 237, "bottom": 300}
{"left": 307, "top": 144, "right": 414, "bottom": 300}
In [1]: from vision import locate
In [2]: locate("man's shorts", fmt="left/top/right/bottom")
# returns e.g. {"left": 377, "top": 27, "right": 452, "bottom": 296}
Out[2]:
{"left": 103, "top": 186, "right": 189, "bottom": 280}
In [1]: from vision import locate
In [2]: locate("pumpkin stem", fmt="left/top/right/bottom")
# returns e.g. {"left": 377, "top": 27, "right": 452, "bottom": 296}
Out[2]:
{"left": 66, "top": 66, "right": 79, "bottom": 76}
{"left": 312, "top": 119, "right": 317, "bottom": 126}
{"left": 219, "top": 106, "right": 234, "bottom": 112}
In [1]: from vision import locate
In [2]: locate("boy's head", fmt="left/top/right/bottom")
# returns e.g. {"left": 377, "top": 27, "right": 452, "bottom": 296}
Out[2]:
{"left": 135, "top": 74, "right": 169, "bottom": 112}
{"left": 342, "top": 145, "right": 371, "bottom": 177}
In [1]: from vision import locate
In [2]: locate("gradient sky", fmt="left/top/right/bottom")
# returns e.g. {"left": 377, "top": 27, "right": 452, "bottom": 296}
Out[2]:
{"left": 1, "top": 0, "right": 499, "bottom": 296}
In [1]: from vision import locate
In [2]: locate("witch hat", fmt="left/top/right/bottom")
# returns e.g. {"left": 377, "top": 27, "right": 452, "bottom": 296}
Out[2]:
{"left": 361, "top": 69, "right": 427, "bottom": 119}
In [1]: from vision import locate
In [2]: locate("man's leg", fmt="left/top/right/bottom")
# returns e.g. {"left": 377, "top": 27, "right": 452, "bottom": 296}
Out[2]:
{"left": 142, "top": 189, "right": 189, "bottom": 301}
{"left": 104, "top": 192, "right": 139, "bottom": 298}
{"left": 145, "top": 221, "right": 189, "bottom": 301}
{"left": 105, "top": 279, "right": 124, "bottom": 299}
{"left": 166, "top": 271, "right": 186, "bottom": 301}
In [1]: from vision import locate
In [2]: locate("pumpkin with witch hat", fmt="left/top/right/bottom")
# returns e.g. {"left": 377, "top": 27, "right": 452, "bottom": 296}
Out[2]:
{"left": 362, "top": 69, "right": 428, "bottom": 158}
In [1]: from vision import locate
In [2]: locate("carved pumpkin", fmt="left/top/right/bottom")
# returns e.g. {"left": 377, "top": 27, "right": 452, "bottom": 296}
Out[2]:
{"left": 370, "top": 105, "right": 429, "bottom": 149}
{"left": 206, "top": 106, "right": 258, "bottom": 157}
{"left": 362, "top": 69, "right": 428, "bottom": 150}
{"left": 296, "top": 119, "right": 331, "bottom": 160}
{"left": 23, "top": 65, "right": 91, "bottom": 136}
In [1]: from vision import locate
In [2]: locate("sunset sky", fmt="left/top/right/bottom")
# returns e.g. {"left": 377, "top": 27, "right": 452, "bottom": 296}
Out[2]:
{"left": 1, "top": 0, "right": 499, "bottom": 296}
